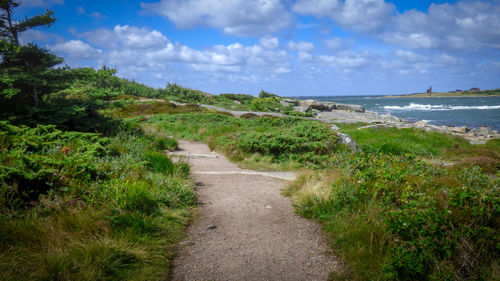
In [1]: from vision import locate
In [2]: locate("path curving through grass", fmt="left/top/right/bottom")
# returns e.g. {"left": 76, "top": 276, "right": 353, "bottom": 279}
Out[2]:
{"left": 170, "top": 140, "right": 338, "bottom": 280}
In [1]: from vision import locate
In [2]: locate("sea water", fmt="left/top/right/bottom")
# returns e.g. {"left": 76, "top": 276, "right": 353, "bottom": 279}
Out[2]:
{"left": 299, "top": 96, "right": 500, "bottom": 131}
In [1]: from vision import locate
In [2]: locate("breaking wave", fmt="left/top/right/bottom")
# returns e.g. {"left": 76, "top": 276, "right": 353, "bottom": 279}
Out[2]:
{"left": 384, "top": 103, "right": 500, "bottom": 111}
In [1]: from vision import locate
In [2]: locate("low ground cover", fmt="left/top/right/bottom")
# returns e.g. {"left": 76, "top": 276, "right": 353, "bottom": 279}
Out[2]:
{"left": 285, "top": 153, "right": 499, "bottom": 281}
{"left": 143, "top": 113, "right": 340, "bottom": 170}
{"left": 0, "top": 120, "right": 197, "bottom": 280}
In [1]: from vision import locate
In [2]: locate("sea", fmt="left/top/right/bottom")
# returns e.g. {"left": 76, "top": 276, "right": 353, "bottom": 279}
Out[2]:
{"left": 296, "top": 96, "right": 500, "bottom": 131}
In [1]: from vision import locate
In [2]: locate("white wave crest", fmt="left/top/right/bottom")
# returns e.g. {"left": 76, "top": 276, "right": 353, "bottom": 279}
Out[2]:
{"left": 384, "top": 103, "right": 500, "bottom": 111}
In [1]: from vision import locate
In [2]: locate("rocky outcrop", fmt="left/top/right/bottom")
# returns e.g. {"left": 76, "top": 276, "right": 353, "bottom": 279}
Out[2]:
{"left": 280, "top": 99, "right": 299, "bottom": 107}
{"left": 336, "top": 132, "right": 362, "bottom": 152}
{"left": 297, "top": 99, "right": 365, "bottom": 113}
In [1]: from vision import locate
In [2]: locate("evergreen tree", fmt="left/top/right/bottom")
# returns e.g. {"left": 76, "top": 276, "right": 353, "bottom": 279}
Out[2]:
{"left": 0, "top": 0, "right": 55, "bottom": 46}
{"left": 0, "top": 0, "right": 64, "bottom": 106}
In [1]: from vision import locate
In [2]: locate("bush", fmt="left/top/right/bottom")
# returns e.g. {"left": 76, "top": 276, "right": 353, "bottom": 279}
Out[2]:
{"left": 287, "top": 153, "right": 500, "bottom": 280}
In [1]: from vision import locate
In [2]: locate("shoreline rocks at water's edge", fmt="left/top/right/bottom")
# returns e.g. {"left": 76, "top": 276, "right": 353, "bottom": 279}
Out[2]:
{"left": 292, "top": 99, "right": 500, "bottom": 144}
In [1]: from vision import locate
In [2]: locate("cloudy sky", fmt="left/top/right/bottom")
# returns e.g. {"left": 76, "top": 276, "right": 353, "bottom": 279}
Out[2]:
{"left": 17, "top": 0, "right": 500, "bottom": 96}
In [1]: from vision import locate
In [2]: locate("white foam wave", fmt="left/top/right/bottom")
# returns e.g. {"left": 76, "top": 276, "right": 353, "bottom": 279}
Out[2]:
{"left": 384, "top": 103, "right": 500, "bottom": 111}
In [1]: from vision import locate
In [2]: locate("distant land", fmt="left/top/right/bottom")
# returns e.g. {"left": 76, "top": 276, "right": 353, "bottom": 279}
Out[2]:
{"left": 389, "top": 88, "right": 500, "bottom": 98}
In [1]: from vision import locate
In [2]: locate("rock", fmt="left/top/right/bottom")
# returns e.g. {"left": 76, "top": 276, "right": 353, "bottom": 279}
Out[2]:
{"left": 293, "top": 106, "right": 310, "bottom": 113}
{"left": 413, "top": 120, "right": 428, "bottom": 128}
{"left": 282, "top": 98, "right": 299, "bottom": 106}
{"left": 451, "top": 126, "right": 468, "bottom": 134}
{"left": 233, "top": 100, "right": 241, "bottom": 104}
{"left": 336, "top": 133, "right": 362, "bottom": 152}
{"left": 298, "top": 99, "right": 316, "bottom": 107}
{"left": 280, "top": 100, "right": 291, "bottom": 107}
{"left": 205, "top": 224, "right": 217, "bottom": 230}
{"left": 480, "top": 127, "right": 490, "bottom": 135}
{"left": 424, "top": 126, "right": 441, "bottom": 132}
{"left": 299, "top": 100, "right": 335, "bottom": 111}
{"left": 180, "top": 241, "right": 197, "bottom": 246}
{"left": 329, "top": 124, "right": 340, "bottom": 131}
{"left": 334, "top": 103, "right": 365, "bottom": 113}
{"left": 264, "top": 205, "right": 272, "bottom": 209}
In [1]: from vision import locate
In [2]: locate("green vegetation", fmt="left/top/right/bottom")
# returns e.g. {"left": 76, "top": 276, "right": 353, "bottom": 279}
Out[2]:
{"left": 0, "top": 121, "right": 196, "bottom": 280}
{"left": 286, "top": 153, "right": 499, "bottom": 281}
{"left": 284, "top": 124, "right": 500, "bottom": 281}
{"left": 145, "top": 113, "right": 340, "bottom": 169}
{"left": 1, "top": 4, "right": 197, "bottom": 279}
{"left": 1, "top": 2, "right": 499, "bottom": 281}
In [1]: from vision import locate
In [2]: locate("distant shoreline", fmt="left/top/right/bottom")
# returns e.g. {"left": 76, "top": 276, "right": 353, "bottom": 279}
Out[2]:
{"left": 385, "top": 92, "right": 500, "bottom": 98}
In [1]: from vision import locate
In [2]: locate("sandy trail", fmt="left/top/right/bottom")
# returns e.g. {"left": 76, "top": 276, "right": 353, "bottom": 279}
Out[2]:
{"left": 170, "top": 140, "right": 337, "bottom": 281}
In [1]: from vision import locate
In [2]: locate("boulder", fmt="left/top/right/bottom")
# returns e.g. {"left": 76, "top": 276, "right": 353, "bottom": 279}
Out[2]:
{"left": 280, "top": 100, "right": 291, "bottom": 107}
{"left": 298, "top": 99, "right": 316, "bottom": 107}
{"left": 451, "top": 126, "right": 469, "bottom": 134}
{"left": 335, "top": 103, "right": 365, "bottom": 113}
{"left": 413, "top": 120, "right": 428, "bottom": 128}
{"left": 282, "top": 98, "right": 299, "bottom": 106}
{"left": 480, "top": 127, "right": 490, "bottom": 135}
{"left": 336, "top": 133, "right": 362, "bottom": 152}
{"left": 293, "top": 106, "right": 310, "bottom": 113}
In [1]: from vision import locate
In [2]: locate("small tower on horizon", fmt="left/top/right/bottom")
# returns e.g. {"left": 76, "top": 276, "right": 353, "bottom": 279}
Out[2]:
{"left": 426, "top": 85, "right": 432, "bottom": 94}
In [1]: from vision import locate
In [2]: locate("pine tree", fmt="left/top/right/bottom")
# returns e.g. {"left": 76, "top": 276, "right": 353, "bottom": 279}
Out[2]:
{"left": 0, "top": 0, "right": 63, "bottom": 106}
{"left": 0, "top": 0, "right": 55, "bottom": 46}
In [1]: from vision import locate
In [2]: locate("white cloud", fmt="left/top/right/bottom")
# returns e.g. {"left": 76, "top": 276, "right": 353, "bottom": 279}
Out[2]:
{"left": 382, "top": 1, "right": 500, "bottom": 50}
{"left": 49, "top": 40, "right": 102, "bottom": 59}
{"left": 259, "top": 37, "right": 279, "bottom": 49}
{"left": 140, "top": 0, "right": 292, "bottom": 36}
{"left": 19, "top": 29, "right": 53, "bottom": 45}
{"left": 319, "top": 51, "right": 369, "bottom": 69}
{"left": 394, "top": 50, "right": 426, "bottom": 62}
{"left": 292, "top": 0, "right": 340, "bottom": 16}
{"left": 293, "top": 0, "right": 395, "bottom": 32}
{"left": 287, "top": 41, "right": 314, "bottom": 52}
{"left": 113, "top": 25, "right": 169, "bottom": 49}
{"left": 82, "top": 25, "right": 169, "bottom": 49}
{"left": 298, "top": 51, "right": 313, "bottom": 62}
{"left": 57, "top": 25, "right": 292, "bottom": 85}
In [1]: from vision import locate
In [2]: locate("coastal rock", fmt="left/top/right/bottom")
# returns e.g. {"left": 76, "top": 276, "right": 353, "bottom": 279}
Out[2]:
{"left": 298, "top": 99, "right": 365, "bottom": 112}
{"left": 453, "top": 126, "right": 469, "bottom": 134}
{"left": 282, "top": 98, "right": 299, "bottom": 106}
{"left": 336, "top": 133, "right": 362, "bottom": 152}
{"left": 413, "top": 120, "right": 428, "bottom": 128}
{"left": 293, "top": 106, "right": 310, "bottom": 113}
{"left": 329, "top": 124, "right": 340, "bottom": 131}
{"left": 298, "top": 100, "right": 334, "bottom": 111}
{"left": 335, "top": 103, "right": 365, "bottom": 113}
{"left": 480, "top": 127, "right": 490, "bottom": 135}
{"left": 280, "top": 100, "right": 291, "bottom": 107}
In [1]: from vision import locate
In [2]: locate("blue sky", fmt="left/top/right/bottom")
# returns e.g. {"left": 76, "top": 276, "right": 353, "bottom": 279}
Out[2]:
{"left": 16, "top": 0, "right": 500, "bottom": 96}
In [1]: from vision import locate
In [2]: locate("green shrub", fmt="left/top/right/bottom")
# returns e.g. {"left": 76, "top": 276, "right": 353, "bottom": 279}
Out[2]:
{"left": 287, "top": 153, "right": 500, "bottom": 280}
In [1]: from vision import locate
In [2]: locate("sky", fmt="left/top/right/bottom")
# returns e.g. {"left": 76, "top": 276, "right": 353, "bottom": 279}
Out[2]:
{"left": 15, "top": 0, "right": 500, "bottom": 96}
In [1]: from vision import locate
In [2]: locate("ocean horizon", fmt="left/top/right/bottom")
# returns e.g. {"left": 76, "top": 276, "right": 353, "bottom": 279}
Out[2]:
{"left": 295, "top": 95, "right": 500, "bottom": 131}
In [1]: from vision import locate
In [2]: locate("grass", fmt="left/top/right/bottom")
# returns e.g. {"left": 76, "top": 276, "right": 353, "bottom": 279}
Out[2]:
{"left": 336, "top": 123, "right": 500, "bottom": 173}
{"left": 0, "top": 121, "right": 197, "bottom": 280}
{"left": 143, "top": 112, "right": 341, "bottom": 170}
{"left": 285, "top": 153, "right": 500, "bottom": 281}
{"left": 2, "top": 64, "right": 499, "bottom": 281}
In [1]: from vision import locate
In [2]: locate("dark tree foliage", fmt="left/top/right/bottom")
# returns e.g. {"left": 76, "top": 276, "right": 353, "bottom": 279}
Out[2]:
{"left": 0, "top": 0, "right": 64, "bottom": 106}
{"left": 0, "top": 0, "right": 55, "bottom": 45}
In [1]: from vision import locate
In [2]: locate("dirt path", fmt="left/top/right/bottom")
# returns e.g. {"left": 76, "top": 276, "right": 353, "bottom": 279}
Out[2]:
{"left": 169, "top": 140, "right": 338, "bottom": 281}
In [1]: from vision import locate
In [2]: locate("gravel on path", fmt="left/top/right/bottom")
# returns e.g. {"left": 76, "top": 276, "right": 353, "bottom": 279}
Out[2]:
{"left": 169, "top": 140, "right": 338, "bottom": 281}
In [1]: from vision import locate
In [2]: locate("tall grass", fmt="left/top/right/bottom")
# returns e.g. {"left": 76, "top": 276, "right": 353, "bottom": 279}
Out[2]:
{"left": 286, "top": 153, "right": 500, "bottom": 280}
{"left": 0, "top": 121, "right": 197, "bottom": 280}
